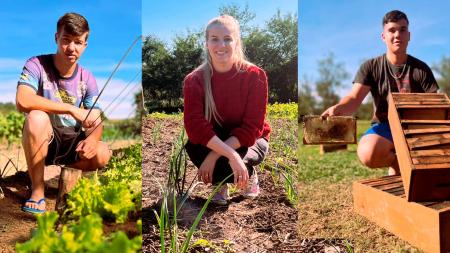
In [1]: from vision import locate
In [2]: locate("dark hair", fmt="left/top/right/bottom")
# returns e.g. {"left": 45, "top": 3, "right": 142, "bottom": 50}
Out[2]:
{"left": 57, "top": 12, "right": 89, "bottom": 41}
{"left": 382, "top": 10, "right": 409, "bottom": 26}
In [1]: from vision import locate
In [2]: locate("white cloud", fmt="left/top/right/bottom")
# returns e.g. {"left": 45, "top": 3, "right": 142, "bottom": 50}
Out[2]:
{"left": 95, "top": 77, "right": 142, "bottom": 119}
{"left": 0, "top": 57, "right": 26, "bottom": 72}
{"left": 0, "top": 78, "right": 18, "bottom": 103}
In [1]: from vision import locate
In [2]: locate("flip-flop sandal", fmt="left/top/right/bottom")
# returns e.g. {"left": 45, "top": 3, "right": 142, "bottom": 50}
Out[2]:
{"left": 22, "top": 198, "right": 46, "bottom": 214}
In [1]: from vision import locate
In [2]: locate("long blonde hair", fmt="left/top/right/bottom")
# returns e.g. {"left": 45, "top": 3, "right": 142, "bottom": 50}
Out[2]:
{"left": 197, "top": 15, "right": 252, "bottom": 124}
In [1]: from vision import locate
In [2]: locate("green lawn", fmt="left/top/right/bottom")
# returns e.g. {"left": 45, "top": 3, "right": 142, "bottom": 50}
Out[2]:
{"left": 299, "top": 120, "right": 385, "bottom": 184}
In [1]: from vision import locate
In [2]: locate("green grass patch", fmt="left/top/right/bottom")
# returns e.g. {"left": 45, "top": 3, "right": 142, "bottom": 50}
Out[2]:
{"left": 299, "top": 120, "right": 384, "bottom": 184}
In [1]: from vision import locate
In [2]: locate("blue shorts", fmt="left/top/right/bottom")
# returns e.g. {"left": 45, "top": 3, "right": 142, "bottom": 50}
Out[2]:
{"left": 362, "top": 122, "right": 393, "bottom": 142}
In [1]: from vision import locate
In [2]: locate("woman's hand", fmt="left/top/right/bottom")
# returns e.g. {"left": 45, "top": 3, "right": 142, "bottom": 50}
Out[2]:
{"left": 198, "top": 152, "right": 219, "bottom": 184}
{"left": 228, "top": 153, "right": 249, "bottom": 189}
{"left": 205, "top": 136, "right": 248, "bottom": 189}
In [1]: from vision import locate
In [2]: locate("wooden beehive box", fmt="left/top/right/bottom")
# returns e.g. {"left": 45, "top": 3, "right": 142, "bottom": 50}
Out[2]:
{"left": 353, "top": 176, "right": 450, "bottom": 253}
{"left": 388, "top": 93, "right": 450, "bottom": 201}
{"left": 302, "top": 115, "right": 356, "bottom": 145}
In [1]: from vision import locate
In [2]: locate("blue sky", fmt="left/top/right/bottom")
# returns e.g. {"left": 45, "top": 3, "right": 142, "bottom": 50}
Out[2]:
{"left": 142, "top": 0, "right": 297, "bottom": 42}
{"left": 0, "top": 0, "right": 141, "bottom": 119}
{"left": 300, "top": 0, "right": 450, "bottom": 96}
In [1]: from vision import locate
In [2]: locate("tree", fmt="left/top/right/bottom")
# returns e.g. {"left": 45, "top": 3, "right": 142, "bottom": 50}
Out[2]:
{"left": 316, "top": 53, "right": 350, "bottom": 112}
{"left": 142, "top": 34, "right": 203, "bottom": 112}
{"left": 298, "top": 78, "right": 317, "bottom": 116}
{"left": 243, "top": 10, "right": 298, "bottom": 102}
{"left": 142, "top": 5, "right": 298, "bottom": 112}
{"left": 219, "top": 3, "right": 255, "bottom": 37}
{"left": 433, "top": 56, "right": 450, "bottom": 95}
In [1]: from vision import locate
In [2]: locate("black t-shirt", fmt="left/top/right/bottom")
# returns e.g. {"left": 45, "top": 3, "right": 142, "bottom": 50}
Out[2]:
{"left": 354, "top": 54, "right": 439, "bottom": 122}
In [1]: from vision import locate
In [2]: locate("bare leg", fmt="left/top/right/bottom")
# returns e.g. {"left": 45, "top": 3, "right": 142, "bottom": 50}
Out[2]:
{"left": 357, "top": 134, "right": 400, "bottom": 175}
{"left": 22, "top": 110, "right": 53, "bottom": 211}
{"left": 69, "top": 142, "right": 111, "bottom": 170}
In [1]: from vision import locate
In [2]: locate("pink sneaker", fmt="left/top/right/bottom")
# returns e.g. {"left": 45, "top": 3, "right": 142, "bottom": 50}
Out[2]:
{"left": 243, "top": 171, "right": 260, "bottom": 199}
{"left": 212, "top": 184, "right": 229, "bottom": 205}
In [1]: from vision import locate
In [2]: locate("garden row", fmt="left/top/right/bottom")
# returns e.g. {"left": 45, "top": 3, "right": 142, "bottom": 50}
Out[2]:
{"left": 16, "top": 144, "right": 143, "bottom": 253}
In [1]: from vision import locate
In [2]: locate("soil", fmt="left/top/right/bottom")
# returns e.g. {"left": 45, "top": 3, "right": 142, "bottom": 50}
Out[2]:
{"left": 142, "top": 117, "right": 300, "bottom": 252}
{"left": 0, "top": 139, "right": 139, "bottom": 252}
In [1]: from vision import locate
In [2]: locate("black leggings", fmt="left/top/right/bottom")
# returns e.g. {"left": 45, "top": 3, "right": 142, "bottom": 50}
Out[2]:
{"left": 185, "top": 137, "right": 269, "bottom": 184}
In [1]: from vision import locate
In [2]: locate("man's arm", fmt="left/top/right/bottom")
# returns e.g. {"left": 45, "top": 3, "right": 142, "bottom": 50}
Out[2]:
{"left": 16, "top": 85, "right": 99, "bottom": 128}
{"left": 16, "top": 85, "right": 72, "bottom": 114}
{"left": 321, "top": 83, "right": 371, "bottom": 117}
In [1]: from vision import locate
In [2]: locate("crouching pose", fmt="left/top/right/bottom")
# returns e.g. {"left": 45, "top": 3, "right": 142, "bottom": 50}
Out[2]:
{"left": 17, "top": 13, "right": 111, "bottom": 214}
{"left": 322, "top": 10, "right": 438, "bottom": 175}
{"left": 183, "top": 15, "right": 271, "bottom": 205}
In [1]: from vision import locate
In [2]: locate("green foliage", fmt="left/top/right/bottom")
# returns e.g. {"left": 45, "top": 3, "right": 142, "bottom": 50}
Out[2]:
{"left": 356, "top": 99, "right": 373, "bottom": 120}
{"left": 0, "top": 111, "right": 25, "bottom": 144}
{"left": 147, "top": 112, "right": 183, "bottom": 119}
{"left": 190, "top": 238, "right": 234, "bottom": 252}
{"left": 316, "top": 52, "right": 350, "bottom": 112}
{"left": 0, "top": 102, "right": 16, "bottom": 115}
{"left": 299, "top": 120, "right": 384, "bottom": 184}
{"left": 252, "top": 10, "right": 298, "bottom": 103}
{"left": 299, "top": 80, "right": 319, "bottom": 115}
{"left": 102, "top": 119, "right": 141, "bottom": 141}
{"left": 168, "top": 130, "right": 188, "bottom": 195}
{"left": 65, "top": 144, "right": 142, "bottom": 223}
{"left": 147, "top": 103, "right": 298, "bottom": 120}
{"left": 142, "top": 34, "right": 203, "bottom": 113}
{"left": 266, "top": 102, "right": 297, "bottom": 119}
{"left": 16, "top": 212, "right": 141, "bottom": 253}
{"left": 142, "top": 5, "right": 298, "bottom": 113}
{"left": 433, "top": 56, "right": 450, "bottom": 95}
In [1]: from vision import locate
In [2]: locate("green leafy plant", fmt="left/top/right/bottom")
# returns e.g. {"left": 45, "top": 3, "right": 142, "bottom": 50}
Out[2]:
{"left": 64, "top": 144, "right": 142, "bottom": 223}
{"left": 0, "top": 111, "right": 25, "bottom": 145}
{"left": 16, "top": 212, "right": 141, "bottom": 253}
{"left": 267, "top": 102, "right": 297, "bottom": 120}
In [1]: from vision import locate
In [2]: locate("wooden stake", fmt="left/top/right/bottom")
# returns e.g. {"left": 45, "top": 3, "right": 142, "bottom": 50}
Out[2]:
{"left": 55, "top": 166, "right": 82, "bottom": 214}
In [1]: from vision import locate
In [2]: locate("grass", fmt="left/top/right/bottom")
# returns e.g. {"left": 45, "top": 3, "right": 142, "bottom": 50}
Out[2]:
{"left": 299, "top": 120, "right": 385, "bottom": 183}
{"left": 298, "top": 120, "right": 422, "bottom": 252}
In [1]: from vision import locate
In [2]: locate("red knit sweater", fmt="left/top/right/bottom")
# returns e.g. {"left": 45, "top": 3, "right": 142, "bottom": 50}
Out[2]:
{"left": 183, "top": 64, "right": 271, "bottom": 147}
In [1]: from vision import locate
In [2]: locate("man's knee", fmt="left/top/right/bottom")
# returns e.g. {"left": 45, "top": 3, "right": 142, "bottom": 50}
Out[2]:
{"left": 357, "top": 136, "right": 394, "bottom": 168}
{"left": 24, "top": 110, "right": 51, "bottom": 135}
{"left": 93, "top": 143, "right": 111, "bottom": 168}
{"left": 357, "top": 145, "right": 378, "bottom": 168}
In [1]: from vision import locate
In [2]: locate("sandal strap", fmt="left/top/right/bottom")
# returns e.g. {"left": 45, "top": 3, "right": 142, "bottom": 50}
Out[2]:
{"left": 25, "top": 198, "right": 45, "bottom": 204}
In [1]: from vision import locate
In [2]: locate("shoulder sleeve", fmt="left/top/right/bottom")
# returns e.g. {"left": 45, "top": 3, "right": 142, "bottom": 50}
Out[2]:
{"left": 183, "top": 71, "right": 215, "bottom": 146}
{"left": 353, "top": 59, "right": 375, "bottom": 87}
{"left": 231, "top": 66, "right": 268, "bottom": 147}
{"left": 82, "top": 70, "right": 101, "bottom": 109}
{"left": 17, "top": 57, "right": 41, "bottom": 92}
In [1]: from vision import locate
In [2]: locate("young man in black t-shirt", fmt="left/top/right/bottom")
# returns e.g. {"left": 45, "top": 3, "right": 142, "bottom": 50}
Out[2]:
{"left": 322, "top": 10, "right": 439, "bottom": 175}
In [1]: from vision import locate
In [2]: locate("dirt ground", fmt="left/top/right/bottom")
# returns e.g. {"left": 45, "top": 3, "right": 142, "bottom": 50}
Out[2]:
{"left": 0, "top": 168, "right": 59, "bottom": 252}
{"left": 142, "top": 117, "right": 300, "bottom": 252}
{"left": 0, "top": 139, "right": 139, "bottom": 252}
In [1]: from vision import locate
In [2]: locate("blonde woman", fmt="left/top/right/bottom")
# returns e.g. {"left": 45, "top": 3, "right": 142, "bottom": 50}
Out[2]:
{"left": 183, "top": 15, "right": 270, "bottom": 205}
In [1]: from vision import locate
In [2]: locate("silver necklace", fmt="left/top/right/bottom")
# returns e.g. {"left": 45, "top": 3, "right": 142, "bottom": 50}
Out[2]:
{"left": 387, "top": 58, "right": 407, "bottom": 80}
